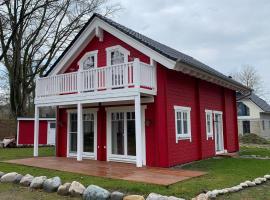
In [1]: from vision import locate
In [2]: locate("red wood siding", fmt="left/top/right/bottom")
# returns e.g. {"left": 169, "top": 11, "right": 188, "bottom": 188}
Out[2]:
{"left": 18, "top": 120, "right": 48, "bottom": 145}
{"left": 164, "top": 69, "right": 239, "bottom": 166}
{"left": 64, "top": 31, "right": 150, "bottom": 73}
{"left": 56, "top": 108, "right": 68, "bottom": 157}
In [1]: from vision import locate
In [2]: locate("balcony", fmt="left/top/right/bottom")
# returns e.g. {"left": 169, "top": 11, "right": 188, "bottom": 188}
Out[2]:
{"left": 35, "top": 59, "right": 156, "bottom": 105}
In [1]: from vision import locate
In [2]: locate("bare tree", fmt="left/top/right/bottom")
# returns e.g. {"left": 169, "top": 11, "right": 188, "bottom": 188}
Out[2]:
{"left": 0, "top": 0, "right": 121, "bottom": 118}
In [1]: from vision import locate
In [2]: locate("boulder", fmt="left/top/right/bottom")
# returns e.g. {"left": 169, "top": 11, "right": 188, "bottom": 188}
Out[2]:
{"left": 254, "top": 178, "right": 262, "bottom": 185}
{"left": 111, "top": 191, "right": 125, "bottom": 200}
{"left": 0, "top": 171, "right": 5, "bottom": 178}
{"left": 43, "top": 176, "right": 61, "bottom": 193}
{"left": 195, "top": 193, "right": 207, "bottom": 200}
{"left": 83, "top": 185, "right": 110, "bottom": 200}
{"left": 206, "top": 191, "right": 216, "bottom": 198}
{"left": 57, "top": 182, "right": 71, "bottom": 196}
{"left": 20, "top": 174, "right": 34, "bottom": 186}
{"left": 30, "top": 176, "right": 47, "bottom": 189}
{"left": 0, "top": 172, "right": 18, "bottom": 183}
{"left": 245, "top": 181, "right": 256, "bottom": 187}
{"left": 264, "top": 174, "right": 270, "bottom": 179}
{"left": 14, "top": 174, "right": 23, "bottom": 183}
{"left": 240, "top": 182, "right": 248, "bottom": 188}
{"left": 124, "top": 195, "right": 145, "bottom": 200}
{"left": 69, "top": 181, "right": 85, "bottom": 197}
{"left": 146, "top": 193, "right": 167, "bottom": 200}
{"left": 168, "top": 196, "right": 185, "bottom": 200}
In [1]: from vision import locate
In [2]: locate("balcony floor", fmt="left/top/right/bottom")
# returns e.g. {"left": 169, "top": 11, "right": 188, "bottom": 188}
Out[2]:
{"left": 6, "top": 157, "right": 206, "bottom": 186}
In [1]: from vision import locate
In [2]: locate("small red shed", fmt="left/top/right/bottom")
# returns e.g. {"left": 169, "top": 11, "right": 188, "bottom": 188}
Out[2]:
{"left": 17, "top": 118, "right": 56, "bottom": 146}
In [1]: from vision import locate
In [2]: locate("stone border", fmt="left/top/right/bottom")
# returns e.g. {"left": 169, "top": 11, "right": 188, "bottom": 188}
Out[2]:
{"left": 193, "top": 174, "right": 270, "bottom": 199}
{"left": 0, "top": 171, "right": 186, "bottom": 200}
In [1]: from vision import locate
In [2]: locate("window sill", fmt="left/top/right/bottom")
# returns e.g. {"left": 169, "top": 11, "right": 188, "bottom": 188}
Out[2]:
{"left": 176, "top": 136, "right": 192, "bottom": 143}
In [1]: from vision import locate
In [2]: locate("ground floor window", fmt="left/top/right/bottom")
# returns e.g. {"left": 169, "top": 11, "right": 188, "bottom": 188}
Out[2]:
{"left": 243, "top": 121, "right": 250, "bottom": 134}
{"left": 174, "top": 106, "right": 192, "bottom": 142}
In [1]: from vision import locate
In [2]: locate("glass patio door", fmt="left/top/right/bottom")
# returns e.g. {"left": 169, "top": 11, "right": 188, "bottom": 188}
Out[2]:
{"left": 68, "top": 110, "right": 96, "bottom": 158}
{"left": 214, "top": 113, "right": 224, "bottom": 153}
{"left": 110, "top": 111, "right": 136, "bottom": 161}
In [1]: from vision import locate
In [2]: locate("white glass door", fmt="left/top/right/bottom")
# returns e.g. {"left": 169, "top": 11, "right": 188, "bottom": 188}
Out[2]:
{"left": 214, "top": 113, "right": 224, "bottom": 153}
{"left": 68, "top": 110, "right": 96, "bottom": 159}
{"left": 108, "top": 111, "right": 136, "bottom": 162}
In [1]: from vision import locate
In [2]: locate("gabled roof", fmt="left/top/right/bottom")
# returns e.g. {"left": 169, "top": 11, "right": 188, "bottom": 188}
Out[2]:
{"left": 237, "top": 93, "right": 270, "bottom": 113}
{"left": 45, "top": 13, "right": 250, "bottom": 93}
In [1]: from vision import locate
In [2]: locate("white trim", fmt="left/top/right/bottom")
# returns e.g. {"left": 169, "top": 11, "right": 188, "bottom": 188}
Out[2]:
{"left": 78, "top": 50, "right": 98, "bottom": 71}
{"left": 49, "top": 17, "right": 175, "bottom": 76}
{"left": 106, "top": 105, "right": 146, "bottom": 166}
{"left": 174, "top": 106, "right": 192, "bottom": 143}
{"left": 106, "top": 45, "right": 130, "bottom": 66}
{"left": 17, "top": 118, "right": 56, "bottom": 121}
{"left": 213, "top": 111, "right": 225, "bottom": 154}
{"left": 16, "top": 120, "right": 19, "bottom": 146}
{"left": 205, "top": 110, "right": 214, "bottom": 140}
{"left": 33, "top": 106, "right": 39, "bottom": 157}
{"left": 47, "top": 121, "right": 56, "bottom": 145}
{"left": 35, "top": 87, "right": 156, "bottom": 107}
{"left": 67, "top": 108, "right": 98, "bottom": 160}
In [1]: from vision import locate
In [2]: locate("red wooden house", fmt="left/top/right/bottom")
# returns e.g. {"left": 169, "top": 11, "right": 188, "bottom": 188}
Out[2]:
{"left": 33, "top": 13, "right": 250, "bottom": 167}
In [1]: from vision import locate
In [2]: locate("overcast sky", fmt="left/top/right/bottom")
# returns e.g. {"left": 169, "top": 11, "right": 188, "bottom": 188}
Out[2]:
{"left": 112, "top": 0, "right": 270, "bottom": 95}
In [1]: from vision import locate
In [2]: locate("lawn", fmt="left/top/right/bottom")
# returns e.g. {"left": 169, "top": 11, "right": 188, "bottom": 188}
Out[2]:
{"left": 239, "top": 145, "right": 270, "bottom": 157}
{"left": 1, "top": 147, "right": 270, "bottom": 199}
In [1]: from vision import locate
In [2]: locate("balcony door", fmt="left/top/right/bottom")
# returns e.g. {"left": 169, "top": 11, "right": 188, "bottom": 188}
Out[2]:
{"left": 67, "top": 109, "right": 97, "bottom": 159}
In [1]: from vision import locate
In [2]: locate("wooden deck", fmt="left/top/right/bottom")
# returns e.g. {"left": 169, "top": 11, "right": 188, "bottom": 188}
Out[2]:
{"left": 6, "top": 157, "right": 206, "bottom": 186}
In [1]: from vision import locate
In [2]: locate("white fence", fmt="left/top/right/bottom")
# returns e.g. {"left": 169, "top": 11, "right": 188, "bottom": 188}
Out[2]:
{"left": 36, "top": 60, "right": 156, "bottom": 98}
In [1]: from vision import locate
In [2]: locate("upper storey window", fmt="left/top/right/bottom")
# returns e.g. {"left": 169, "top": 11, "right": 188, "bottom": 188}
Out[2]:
{"left": 237, "top": 102, "right": 250, "bottom": 116}
{"left": 78, "top": 50, "right": 98, "bottom": 70}
{"left": 106, "top": 45, "right": 130, "bottom": 66}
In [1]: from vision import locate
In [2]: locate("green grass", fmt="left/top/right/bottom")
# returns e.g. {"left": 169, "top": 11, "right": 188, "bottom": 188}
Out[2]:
{"left": 0, "top": 147, "right": 55, "bottom": 161}
{"left": 0, "top": 183, "right": 80, "bottom": 200}
{"left": 239, "top": 146, "right": 270, "bottom": 157}
{"left": 1, "top": 147, "right": 270, "bottom": 199}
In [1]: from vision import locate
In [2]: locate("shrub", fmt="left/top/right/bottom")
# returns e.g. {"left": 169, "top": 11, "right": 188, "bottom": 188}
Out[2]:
{"left": 240, "top": 133, "right": 270, "bottom": 145}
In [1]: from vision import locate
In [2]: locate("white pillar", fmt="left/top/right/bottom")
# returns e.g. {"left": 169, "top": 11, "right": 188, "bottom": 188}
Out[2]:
{"left": 34, "top": 106, "right": 39, "bottom": 157}
{"left": 135, "top": 94, "right": 143, "bottom": 167}
{"left": 77, "top": 103, "right": 83, "bottom": 161}
{"left": 133, "top": 58, "right": 140, "bottom": 88}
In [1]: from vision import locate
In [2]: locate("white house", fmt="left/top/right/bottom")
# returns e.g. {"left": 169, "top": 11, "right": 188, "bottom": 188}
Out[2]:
{"left": 237, "top": 93, "right": 270, "bottom": 139}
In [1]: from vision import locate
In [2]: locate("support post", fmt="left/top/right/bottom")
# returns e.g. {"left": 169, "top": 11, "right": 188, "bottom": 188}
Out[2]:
{"left": 135, "top": 94, "right": 143, "bottom": 167}
{"left": 77, "top": 103, "right": 83, "bottom": 161}
{"left": 34, "top": 106, "right": 39, "bottom": 157}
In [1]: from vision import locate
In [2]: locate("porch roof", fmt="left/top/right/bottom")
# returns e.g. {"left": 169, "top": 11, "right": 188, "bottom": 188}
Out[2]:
{"left": 6, "top": 157, "right": 206, "bottom": 186}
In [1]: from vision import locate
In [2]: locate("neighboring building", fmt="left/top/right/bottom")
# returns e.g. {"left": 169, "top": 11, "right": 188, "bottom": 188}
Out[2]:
{"left": 17, "top": 118, "right": 56, "bottom": 146}
{"left": 33, "top": 13, "right": 249, "bottom": 168}
{"left": 237, "top": 93, "right": 270, "bottom": 139}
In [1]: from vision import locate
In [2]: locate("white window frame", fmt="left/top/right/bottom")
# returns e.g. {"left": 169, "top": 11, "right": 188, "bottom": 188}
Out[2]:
{"left": 205, "top": 110, "right": 214, "bottom": 140}
{"left": 78, "top": 50, "right": 98, "bottom": 71}
{"left": 174, "top": 106, "right": 192, "bottom": 143}
{"left": 106, "top": 45, "right": 130, "bottom": 66}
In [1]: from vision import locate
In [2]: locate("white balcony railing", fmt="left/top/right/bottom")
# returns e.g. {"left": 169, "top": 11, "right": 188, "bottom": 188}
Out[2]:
{"left": 36, "top": 59, "right": 156, "bottom": 99}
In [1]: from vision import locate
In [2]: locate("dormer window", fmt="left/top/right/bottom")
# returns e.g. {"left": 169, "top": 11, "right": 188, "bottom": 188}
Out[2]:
{"left": 78, "top": 50, "right": 98, "bottom": 70}
{"left": 106, "top": 45, "right": 130, "bottom": 66}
